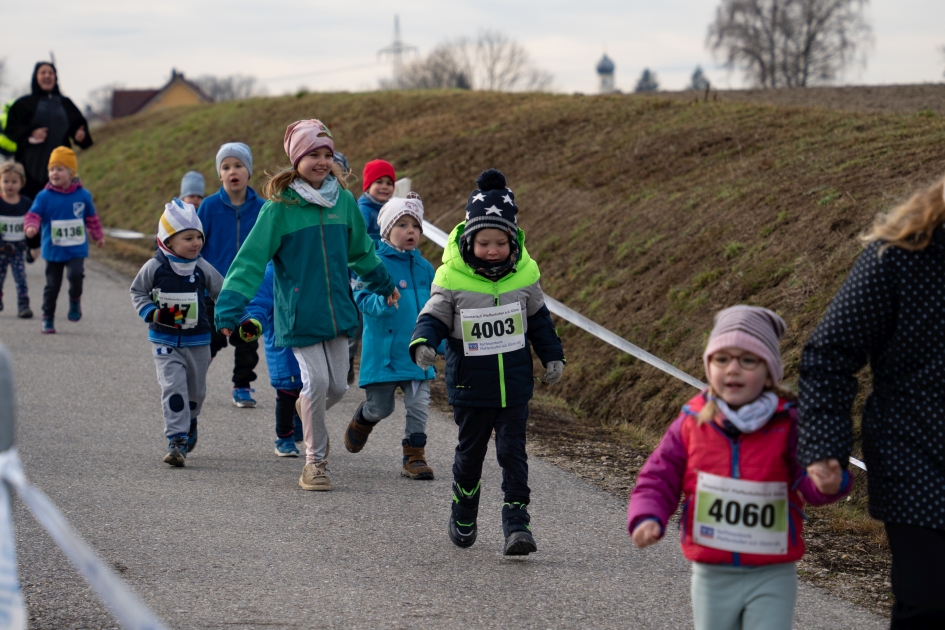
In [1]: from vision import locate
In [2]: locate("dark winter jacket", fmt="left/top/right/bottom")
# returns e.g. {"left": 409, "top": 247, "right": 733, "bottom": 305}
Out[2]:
{"left": 357, "top": 193, "right": 384, "bottom": 245}
{"left": 5, "top": 63, "right": 92, "bottom": 195}
{"left": 410, "top": 223, "right": 564, "bottom": 408}
{"left": 799, "top": 231, "right": 945, "bottom": 530}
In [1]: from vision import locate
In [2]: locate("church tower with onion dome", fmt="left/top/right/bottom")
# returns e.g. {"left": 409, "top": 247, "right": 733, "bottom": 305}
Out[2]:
{"left": 597, "top": 54, "right": 615, "bottom": 94}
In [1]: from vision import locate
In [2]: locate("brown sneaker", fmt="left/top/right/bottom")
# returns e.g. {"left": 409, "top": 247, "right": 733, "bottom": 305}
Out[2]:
{"left": 299, "top": 461, "right": 331, "bottom": 491}
{"left": 344, "top": 403, "right": 376, "bottom": 453}
{"left": 402, "top": 443, "right": 435, "bottom": 480}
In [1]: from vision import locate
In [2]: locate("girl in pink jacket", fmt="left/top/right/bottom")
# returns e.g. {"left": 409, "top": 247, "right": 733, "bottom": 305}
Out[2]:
{"left": 627, "top": 305, "right": 852, "bottom": 630}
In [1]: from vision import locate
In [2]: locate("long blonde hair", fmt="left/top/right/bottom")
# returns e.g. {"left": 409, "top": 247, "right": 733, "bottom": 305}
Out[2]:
{"left": 697, "top": 385, "right": 796, "bottom": 424}
{"left": 861, "top": 176, "right": 945, "bottom": 254}
{"left": 263, "top": 162, "right": 352, "bottom": 203}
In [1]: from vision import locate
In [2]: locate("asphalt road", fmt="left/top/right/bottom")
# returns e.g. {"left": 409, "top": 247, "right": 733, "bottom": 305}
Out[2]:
{"left": 0, "top": 258, "right": 885, "bottom": 629}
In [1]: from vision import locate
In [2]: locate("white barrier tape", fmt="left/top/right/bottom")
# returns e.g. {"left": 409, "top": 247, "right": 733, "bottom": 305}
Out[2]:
{"left": 0, "top": 477, "right": 25, "bottom": 629}
{"left": 0, "top": 448, "right": 168, "bottom": 630}
{"left": 420, "top": 217, "right": 867, "bottom": 472}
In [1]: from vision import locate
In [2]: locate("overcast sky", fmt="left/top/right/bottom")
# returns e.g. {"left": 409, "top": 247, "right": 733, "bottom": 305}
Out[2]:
{"left": 3, "top": 0, "right": 943, "bottom": 109}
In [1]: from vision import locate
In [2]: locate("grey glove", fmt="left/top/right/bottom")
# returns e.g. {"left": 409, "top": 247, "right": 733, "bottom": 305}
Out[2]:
{"left": 543, "top": 360, "right": 564, "bottom": 385}
{"left": 414, "top": 345, "right": 437, "bottom": 369}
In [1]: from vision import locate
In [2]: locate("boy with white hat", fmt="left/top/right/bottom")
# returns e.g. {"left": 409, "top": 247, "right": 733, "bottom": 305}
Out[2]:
{"left": 130, "top": 199, "right": 224, "bottom": 467}
{"left": 347, "top": 193, "right": 439, "bottom": 480}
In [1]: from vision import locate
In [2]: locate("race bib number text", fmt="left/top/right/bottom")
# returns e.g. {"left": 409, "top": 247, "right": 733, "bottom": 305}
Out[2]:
{"left": 461, "top": 302, "right": 525, "bottom": 356}
{"left": 693, "top": 471, "right": 788, "bottom": 555}
{"left": 152, "top": 290, "right": 199, "bottom": 329}
{"left": 50, "top": 219, "right": 86, "bottom": 247}
{"left": 0, "top": 216, "right": 25, "bottom": 242}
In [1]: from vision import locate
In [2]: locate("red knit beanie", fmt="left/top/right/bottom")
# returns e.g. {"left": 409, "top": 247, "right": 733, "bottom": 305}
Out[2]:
{"left": 362, "top": 160, "right": 395, "bottom": 193}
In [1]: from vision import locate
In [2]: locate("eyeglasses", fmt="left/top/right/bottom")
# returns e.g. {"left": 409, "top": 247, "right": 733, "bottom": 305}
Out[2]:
{"left": 709, "top": 353, "right": 763, "bottom": 370}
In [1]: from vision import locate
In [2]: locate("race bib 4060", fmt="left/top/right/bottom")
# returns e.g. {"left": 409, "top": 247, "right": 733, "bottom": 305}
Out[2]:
{"left": 693, "top": 471, "right": 788, "bottom": 555}
{"left": 460, "top": 303, "right": 525, "bottom": 357}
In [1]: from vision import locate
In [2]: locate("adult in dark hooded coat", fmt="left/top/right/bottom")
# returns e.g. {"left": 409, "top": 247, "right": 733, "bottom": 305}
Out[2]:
{"left": 5, "top": 62, "right": 93, "bottom": 199}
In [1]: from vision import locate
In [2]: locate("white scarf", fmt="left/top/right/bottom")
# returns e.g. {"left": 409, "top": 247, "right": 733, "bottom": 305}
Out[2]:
{"left": 713, "top": 391, "right": 778, "bottom": 434}
{"left": 157, "top": 240, "right": 198, "bottom": 277}
{"left": 289, "top": 176, "right": 339, "bottom": 208}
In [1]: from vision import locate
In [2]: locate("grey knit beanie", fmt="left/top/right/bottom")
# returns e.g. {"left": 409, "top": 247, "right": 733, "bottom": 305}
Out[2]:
{"left": 180, "top": 171, "right": 205, "bottom": 198}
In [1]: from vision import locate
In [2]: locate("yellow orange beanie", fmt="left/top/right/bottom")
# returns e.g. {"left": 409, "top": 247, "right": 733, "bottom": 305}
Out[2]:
{"left": 48, "top": 146, "right": 78, "bottom": 175}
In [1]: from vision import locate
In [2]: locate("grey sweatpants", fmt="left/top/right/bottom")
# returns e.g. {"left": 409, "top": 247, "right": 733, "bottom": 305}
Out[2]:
{"left": 152, "top": 344, "right": 211, "bottom": 438}
{"left": 691, "top": 561, "right": 797, "bottom": 630}
{"left": 293, "top": 336, "right": 349, "bottom": 464}
{"left": 362, "top": 380, "right": 430, "bottom": 440}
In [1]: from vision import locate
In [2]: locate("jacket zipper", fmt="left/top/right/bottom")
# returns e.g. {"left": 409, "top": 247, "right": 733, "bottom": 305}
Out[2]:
{"left": 319, "top": 209, "right": 338, "bottom": 335}
{"left": 493, "top": 281, "right": 507, "bottom": 408}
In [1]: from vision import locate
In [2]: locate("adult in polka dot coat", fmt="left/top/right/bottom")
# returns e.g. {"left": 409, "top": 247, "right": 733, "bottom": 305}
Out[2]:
{"left": 798, "top": 176, "right": 945, "bottom": 628}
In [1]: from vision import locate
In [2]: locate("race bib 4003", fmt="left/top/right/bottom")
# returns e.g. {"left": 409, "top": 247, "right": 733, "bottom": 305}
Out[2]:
{"left": 50, "top": 219, "right": 86, "bottom": 247}
{"left": 693, "top": 471, "right": 788, "bottom": 555}
{"left": 0, "top": 216, "right": 25, "bottom": 242}
{"left": 460, "top": 303, "right": 525, "bottom": 357}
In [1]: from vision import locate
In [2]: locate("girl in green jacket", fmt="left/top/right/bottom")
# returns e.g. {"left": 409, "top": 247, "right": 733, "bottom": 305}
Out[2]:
{"left": 214, "top": 119, "right": 399, "bottom": 491}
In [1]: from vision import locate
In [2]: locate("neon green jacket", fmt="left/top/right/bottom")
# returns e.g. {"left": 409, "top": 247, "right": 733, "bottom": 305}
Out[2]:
{"left": 214, "top": 186, "right": 394, "bottom": 348}
{"left": 411, "top": 223, "right": 564, "bottom": 408}
{"left": 0, "top": 100, "right": 16, "bottom": 154}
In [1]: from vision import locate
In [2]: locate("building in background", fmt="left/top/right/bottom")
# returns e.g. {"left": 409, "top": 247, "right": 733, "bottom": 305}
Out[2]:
{"left": 111, "top": 69, "right": 211, "bottom": 119}
{"left": 597, "top": 54, "right": 615, "bottom": 94}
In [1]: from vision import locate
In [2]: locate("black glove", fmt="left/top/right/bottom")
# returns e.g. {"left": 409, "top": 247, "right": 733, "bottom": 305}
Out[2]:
{"left": 151, "top": 305, "right": 183, "bottom": 327}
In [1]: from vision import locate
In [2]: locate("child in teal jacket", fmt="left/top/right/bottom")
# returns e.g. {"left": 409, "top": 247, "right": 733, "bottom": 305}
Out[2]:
{"left": 214, "top": 119, "right": 397, "bottom": 492}
{"left": 347, "top": 194, "right": 437, "bottom": 479}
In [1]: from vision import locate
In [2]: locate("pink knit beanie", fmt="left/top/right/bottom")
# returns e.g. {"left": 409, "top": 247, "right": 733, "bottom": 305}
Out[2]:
{"left": 703, "top": 305, "right": 786, "bottom": 383}
{"left": 284, "top": 120, "right": 334, "bottom": 169}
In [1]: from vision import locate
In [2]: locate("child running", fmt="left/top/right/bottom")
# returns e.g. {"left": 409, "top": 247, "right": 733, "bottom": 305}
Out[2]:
{"left": 242, "top": 261, "right": 304, "bottom": 457}
{"left": 198, "top": 142, "right": 265, "bottom": 408}
{"left": 347, "top": 194, "right": 437, "bottom": 480}
{"left": 410, "top": 168, "right": 565, "bottom": 556}
{"left": 130, "top": 199, "right": 223, "bottom": 466}
{"left": 359, "top": 159, "right": 396, "bottom": 245}
{"left": 0, "top": 161, "right": 33, "bottom": 317}
{"left": 213, "top": 119, "right": 398, "bottom": 491}
{"left": 627, "top": 306, "right": 853, "bottom": 630}
{"left": 23, "top": 147, "right": 104, "bottom": 333}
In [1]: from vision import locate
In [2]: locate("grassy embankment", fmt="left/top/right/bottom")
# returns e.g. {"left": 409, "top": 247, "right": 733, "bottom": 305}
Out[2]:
{"left": 81, "top": 90, "right": 945, "bottom": 544}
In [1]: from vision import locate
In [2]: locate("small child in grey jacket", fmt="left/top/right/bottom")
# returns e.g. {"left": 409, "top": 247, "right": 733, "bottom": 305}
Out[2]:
{"left": 130, "top": 199, "right": 224, "bottom": 467}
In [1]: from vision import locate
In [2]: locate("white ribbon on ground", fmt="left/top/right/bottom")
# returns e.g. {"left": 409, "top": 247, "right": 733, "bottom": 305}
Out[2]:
{"left": 418, "top": 206, "right": 866, "bottom": 472}
{"left": 0, "top": 448, "right": 168, "bottom": 630}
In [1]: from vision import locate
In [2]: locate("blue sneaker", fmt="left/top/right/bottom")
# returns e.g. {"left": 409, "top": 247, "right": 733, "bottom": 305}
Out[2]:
{"left": 163, "top": 436, "right": 187, "bottom": 467}
{"left": 41, "top": 317, "right": 55, "bottom": 334}
{"left": 274, "top": 437, "right": 299, "bottom": 457}
{"left": 67, "top": 298, "right": 82, "bottom": 322}
{"left": 186, "top": 419, "right": 198, "bottom": 453}
{"left": 232, "top": 387, "right": 256, "bottom": 408}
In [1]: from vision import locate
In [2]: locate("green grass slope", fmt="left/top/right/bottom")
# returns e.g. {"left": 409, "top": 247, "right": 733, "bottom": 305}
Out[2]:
{"left": 83, "top": 90, "right": 945, "bottom": 440}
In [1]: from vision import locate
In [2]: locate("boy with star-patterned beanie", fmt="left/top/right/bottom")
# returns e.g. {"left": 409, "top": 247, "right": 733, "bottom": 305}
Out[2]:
{"left": 410, "top": 168, "right": 565, "bottom": 556}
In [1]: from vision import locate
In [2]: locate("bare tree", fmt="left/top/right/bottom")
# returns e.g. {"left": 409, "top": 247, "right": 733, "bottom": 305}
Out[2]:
{"left": 690, "top": 66, "right": 710, "bottom": 90}
{"left": 382, "top": 42, "right": 473, "bottom": 90}
{"left": 382, "top": 31, "right": 552, "bottom": 92}
{"left": 707, "top": 0, "right": 872, "bottom": 88}
{"left": 193, "top": 74, "right": 267, "bottom": 101}
{"left": 940, "top": 45, "right": 945, "bottom": 78}
{"left": 86, "top": 83, "right": 124, "bottom": 119}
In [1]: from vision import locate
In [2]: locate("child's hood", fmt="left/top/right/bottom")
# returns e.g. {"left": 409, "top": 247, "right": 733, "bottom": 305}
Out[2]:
{"left": 441, "top": 222, "right": 532, "bottom": 277}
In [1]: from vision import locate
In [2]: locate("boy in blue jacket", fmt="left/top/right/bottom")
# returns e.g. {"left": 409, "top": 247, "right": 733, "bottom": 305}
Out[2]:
{"left": 347, "top": 194, "right": 437, "bottom": 479}
{"left": 241, "top": 262, "right": 305, "bottom": 457}
{"left": 410, "top": 169, "right": 565, "bottom": 556}
{"left": 197, "top": 142, "right": 265, "bottom": 407}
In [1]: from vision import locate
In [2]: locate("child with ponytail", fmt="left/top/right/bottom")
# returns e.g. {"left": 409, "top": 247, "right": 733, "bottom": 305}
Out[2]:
{"left": 628, "top": 306, "right": 852, "bottom": 630}
{"left": 213, "top": 119, "right": 398, "bottom": 492}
